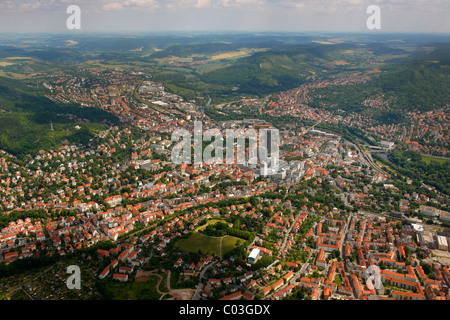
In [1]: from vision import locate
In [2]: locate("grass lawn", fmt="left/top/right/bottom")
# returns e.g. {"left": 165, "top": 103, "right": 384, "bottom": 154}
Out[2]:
{"left": 421, "top": 155, "right": 449, "bottom": 165}
{"left": 174, "top": 232, "right": 242, "bottom": 258}
{"left": 221, "top": 236, "right": 243, "bottom": 255}
{"left": 102, "top": 277, "right": 161, "bottom": 300}
{"left": 334, "top": 274, "right": 342, "bottom": 286}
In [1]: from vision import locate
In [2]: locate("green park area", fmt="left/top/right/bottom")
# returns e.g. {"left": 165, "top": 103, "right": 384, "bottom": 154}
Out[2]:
{"left": 174, "top": 220, "right": 244, "bottom": 258}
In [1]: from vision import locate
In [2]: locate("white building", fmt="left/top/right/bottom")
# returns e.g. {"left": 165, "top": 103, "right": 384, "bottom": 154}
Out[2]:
{"left": 436, "top": 235, "right": 448, "bottom": 251}
{"left": 411, "top": 223, "right": 424, "bottom": 233}
{"left": 419, "top": 205, "right": 440, "bottom": 218}
{"left": 380, "top": 141, "right": 395, "bottom": 150}
{"left": 248, "top": 248, "right": 260, "bottom": 264}
{"left": 439, "top": 210, "right": 450, "bottom": 222}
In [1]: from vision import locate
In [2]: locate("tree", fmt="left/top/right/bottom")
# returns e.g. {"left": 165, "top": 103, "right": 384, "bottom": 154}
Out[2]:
{"left": 253, "top": 255, "right": 273, "bottom": 270}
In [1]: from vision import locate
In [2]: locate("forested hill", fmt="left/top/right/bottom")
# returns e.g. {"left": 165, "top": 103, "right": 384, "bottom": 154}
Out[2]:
{"left": 307, "top": 44, "right": 450, "bottom": 120}
{"left": 377, "top": 59, "right": 449, "bottom": 111}
{"left": 193, "top": 40, "right": 449, "bottom": 122}
{"left": 0, "top": 77, "right": 119, "bottom": 157}
{"left": 199, "top": 43, "right": 356, "bottom": 95}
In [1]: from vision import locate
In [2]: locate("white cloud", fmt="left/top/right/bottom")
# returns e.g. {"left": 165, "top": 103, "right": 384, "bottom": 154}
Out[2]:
{"left": 163, "top": 0, "right": 214, "bottom": 10}
{"left": 215, "top": 0, "right": 265, "bottom": 8}
{"left": 195, "top": 0, "right": 211, "bottom": 8}
{"left": 101, "top": 0, "right": 159, "bottom": 11}
{"left": 0, "top": 0, "right": 17, "bottom": 10}
{"left": 275, "top": 0, "right": 368, "bottom": 13}
{"left": 159, "top": 0, "right": 265, "bottom": 9}
{"left": 124, "top": 0, "right": 158, "bottom": 7}
{"left": 102, "top": 2, "right": 124, "bottom": 11}
{"left": 3, "top": 0, "right": 449, "bottom": 13}
{"left": 20, "top": 2, "right": 42, "bottom": 11}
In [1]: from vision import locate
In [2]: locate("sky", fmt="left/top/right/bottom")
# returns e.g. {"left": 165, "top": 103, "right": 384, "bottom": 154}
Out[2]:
{"left": 0, "top": 0, "right": 449, "bottom": 33}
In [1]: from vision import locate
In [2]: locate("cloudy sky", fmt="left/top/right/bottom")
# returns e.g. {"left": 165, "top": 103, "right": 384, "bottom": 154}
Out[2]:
{"left": 0, "top": 0, "right": 448, "bottom": 33}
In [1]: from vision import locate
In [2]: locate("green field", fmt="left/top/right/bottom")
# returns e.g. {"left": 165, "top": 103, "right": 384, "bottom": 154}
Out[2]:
{"left": 421, "top": 155, "right": 449, "bottom": 165}
{"left": 175, "top": 231, "right": 242, "bottom": 258}
{"left": 334, "top": 274, "right": 342, "bottom": 286}
{"left": 99, "top": 277, "right": 161, "bottom": 300}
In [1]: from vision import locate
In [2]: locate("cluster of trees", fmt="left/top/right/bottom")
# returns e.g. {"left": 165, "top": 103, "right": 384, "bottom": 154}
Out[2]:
{"left": 309, "top": 81, "right": 379, "bottom": 115}
{"left": 0, "top": 254, "right": 60, "bottom": 279}
{"left": 0, "top": 76, "right": 119, "bottom": 158}
{"left": 420, "top": 262, "right": 438, "bottom": 280}
{"left": 377, "top": 60, "right": 450, "bottom": 112}
{"left": 309, "top": 57, "right": 449, "bottom": 121}
{"left": 0, "top": 208, "right": 81, "bottom": 229}
{"left": 200, "top": 222, "right": 255, "bottom": 242}
{"left": 200, "top": 43, "right": 356, "bottom": 97}
{"left": 387, "top": 147, "right": 450, "bottom": 195}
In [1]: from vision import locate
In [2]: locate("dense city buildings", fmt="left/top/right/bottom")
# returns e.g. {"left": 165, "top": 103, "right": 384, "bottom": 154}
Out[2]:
{"left": 0, "top": 64, "right": 448, "bottom": 301}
